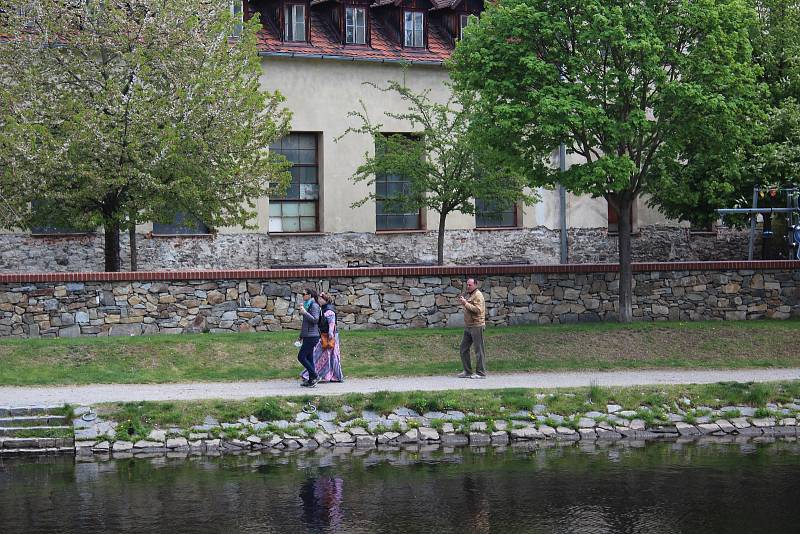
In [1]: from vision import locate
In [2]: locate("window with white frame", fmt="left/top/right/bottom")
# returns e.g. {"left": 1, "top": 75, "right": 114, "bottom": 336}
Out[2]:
{"left": 230, "top": 1, "right": 243, "bottom": 37}
{"left": 285, "top": 4, "right": 306, "bottom": 41}
{"left": 459, "top": 13, "right": 471, "bottom": 40}
{"left": 269, "top": 133, "right": 319, "bottom": 233}
{"left": 403, "top": 11, "right": 423, "bottom": 48}
{"left": 345, "top": 6, "right": 366, "bottom": 44}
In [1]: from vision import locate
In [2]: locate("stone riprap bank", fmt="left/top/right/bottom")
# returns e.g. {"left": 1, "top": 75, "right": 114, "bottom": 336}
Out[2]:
{"left": 4, "top": 400, "right": 800, "bottom": 457}
{"left": 0, "top": 261, "right": 797, "bottom": 338}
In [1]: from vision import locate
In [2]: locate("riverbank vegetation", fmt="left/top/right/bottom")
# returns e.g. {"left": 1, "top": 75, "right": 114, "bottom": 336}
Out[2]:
{"left": 95, "top": 380, "right": 800, "bottom": 438}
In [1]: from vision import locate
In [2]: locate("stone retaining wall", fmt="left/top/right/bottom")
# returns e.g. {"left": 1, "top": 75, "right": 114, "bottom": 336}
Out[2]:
{"left": 0, "top": 261, "right": 797, "bottom": 338}
{"left": 0, "top": 225, "right": 757, "bottom": 272}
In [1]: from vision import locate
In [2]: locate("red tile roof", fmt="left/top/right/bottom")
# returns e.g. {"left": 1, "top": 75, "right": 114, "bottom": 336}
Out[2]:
{"left": 256, "top": 10, "right": 454, "bottom": 64}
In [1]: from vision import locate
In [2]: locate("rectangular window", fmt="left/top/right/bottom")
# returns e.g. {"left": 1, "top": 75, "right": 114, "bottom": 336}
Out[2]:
{"left": 375, "top": 135, "right": 421, "bottom": 231}
{"left": 152, "top": 212, "right": 210, "bottom": 235}
{"left": 403, "top": 11, "right": 423, "bottom": 48}
{"left": 269, "top": 133, "right": 319, "bottom": 233}
{"left": 459, "top": 14, "right": 470, "bottom": 40}
{"left": 230, "top": 1, "right": 243, "bottom": 37}
{"left": 475, "top": 198, "right": 516, "bottom": 228}
{"left": 345, "top": 6, "right": 366, "bottom": 44}
{"left": 285, "top": 4, "right": 306, "bottom": 41}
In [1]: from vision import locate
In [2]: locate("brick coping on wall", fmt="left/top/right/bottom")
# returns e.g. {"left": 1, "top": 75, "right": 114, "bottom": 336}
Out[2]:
{"left": 0, "top": 261, "right": 798, "bottom": 284}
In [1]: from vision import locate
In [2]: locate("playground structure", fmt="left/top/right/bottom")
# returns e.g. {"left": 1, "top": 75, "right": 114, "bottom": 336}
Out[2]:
{"left": 717, "top": 185, "right": 800, "bottom": 260}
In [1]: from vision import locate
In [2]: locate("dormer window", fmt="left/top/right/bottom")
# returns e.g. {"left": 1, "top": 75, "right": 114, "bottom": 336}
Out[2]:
{"left": 285, "top": 4, "right": 306, "bottom": 41}
{"left": 345, "top": 6, "right": 367, "bottom": 45}
{"left": 403, "top": 11, "right": 424, "bottom": 48}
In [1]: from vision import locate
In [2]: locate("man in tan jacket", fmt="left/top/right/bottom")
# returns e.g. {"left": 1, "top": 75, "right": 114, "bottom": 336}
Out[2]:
{"left": 458, "top": 278, "right": 487, "bottom": 379}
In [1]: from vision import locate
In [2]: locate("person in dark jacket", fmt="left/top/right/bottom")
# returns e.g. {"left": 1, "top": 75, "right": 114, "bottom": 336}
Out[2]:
{"left": 297, "top": 288, "right": 321, "bottom": 387}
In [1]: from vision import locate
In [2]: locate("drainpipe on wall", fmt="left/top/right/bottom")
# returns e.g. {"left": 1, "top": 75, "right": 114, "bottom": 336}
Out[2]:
{"left": 558, "top": 142, "right": 569, "bottom": 264}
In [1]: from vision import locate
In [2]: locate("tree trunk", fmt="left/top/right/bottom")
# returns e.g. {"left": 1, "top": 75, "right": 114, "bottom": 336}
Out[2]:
{"left": 129, "top": 216, "right": 137, "bottom": 272}
{"left": 612, "top": 192, "right": 634, "bottom": 323}
{"left": 436, "top": 211, "right": 448, "bottom": 265}
{"left": 104, "top": 222, "right": 121, "bottom": 272}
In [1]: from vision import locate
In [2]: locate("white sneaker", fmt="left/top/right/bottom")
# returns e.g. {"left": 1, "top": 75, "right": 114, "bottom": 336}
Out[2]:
{"left": 470, "top": 374, "right": 486, "bottom": 379}
{"left": 457, "top": 371, "right": 471, "bottom": 378}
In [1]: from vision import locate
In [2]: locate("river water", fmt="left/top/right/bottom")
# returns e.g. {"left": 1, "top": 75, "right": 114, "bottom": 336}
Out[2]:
{"left": 2, "top": 440, "right": 799, "bottom": 533}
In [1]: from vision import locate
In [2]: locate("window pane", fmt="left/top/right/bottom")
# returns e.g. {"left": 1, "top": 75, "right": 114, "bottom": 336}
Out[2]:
{"left": 296, "top": 133, "right": 315, "bottom": 149}
{"left": 299, "top": 202, "right": 316, "bottom": 216}
{"left": 282, "top": 202, "right": 299, "bottom": 217}
{"left": 299, "top": 184, "right": 318, "bottom": 200}
{"left": 283, "top": 217, "right": 300, "bottom": 232}
{"left": 269, "top": 217, "right": 283, "bottom": 232}
{"left": 356, "top": 8, "right": 365, "bottom": 27}
{"left": 296, "top": 6, "right": 305, "bottom": 40}
{"left": 356, "top": 26, "right": 365, "bottom": 44}
{"left": 300, "top": 217, "right": 316, "bottom": 231}
{"left": 298, "top": 167, "right": 318, "bottom": 184}
{"left": 297, "top": 148, "right": 316, "bottom": 165}
{"left": 269, "top": 202, "right": 282, "bottom": 216}
{"left": 346, "top": 7, "right": 353, "bottom": 26}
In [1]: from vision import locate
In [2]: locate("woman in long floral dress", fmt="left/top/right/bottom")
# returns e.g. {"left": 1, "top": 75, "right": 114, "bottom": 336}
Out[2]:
{"left": 310, "top": 291, "right": 344, "bottom": 383}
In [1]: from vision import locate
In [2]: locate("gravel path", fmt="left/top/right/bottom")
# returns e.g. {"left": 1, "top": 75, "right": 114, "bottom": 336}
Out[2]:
{"left": 1, "top": 368, "right": 799, "bottom": 406}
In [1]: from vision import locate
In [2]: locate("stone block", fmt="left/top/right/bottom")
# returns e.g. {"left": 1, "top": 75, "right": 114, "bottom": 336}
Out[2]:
{"left": 109, "top": 323, "right": 142, "bottom": 337}
{"left": 59, "top": 325, "right": 81, "bottom": 338}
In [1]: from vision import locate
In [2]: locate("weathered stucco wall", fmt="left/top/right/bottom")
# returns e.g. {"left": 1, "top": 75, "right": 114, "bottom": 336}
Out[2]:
{"left": 0, "top": 262, "right": 796, "bottom": 338}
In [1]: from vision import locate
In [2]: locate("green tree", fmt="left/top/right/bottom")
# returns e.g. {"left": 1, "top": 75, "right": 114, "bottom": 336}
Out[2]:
{"left": 649, "top": 0, "right": 799, "bottom": 229}
{"left": 0, "top": 0, "right": 291, "bottom": 271}
{"left": 341, "top": 80, "right": 535, "bottom": 265}
{"left": 748, "top": 0, "right": 800, "bottom": 192}
{"left": 451, "top": 0, "right": 763, "bottom": 322}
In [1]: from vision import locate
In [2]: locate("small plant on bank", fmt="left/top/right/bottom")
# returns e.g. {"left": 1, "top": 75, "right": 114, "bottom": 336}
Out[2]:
{"left": 390, "top": 421, "right": 403, "bottom": 433}
{"left": 429, "top": 419, "right": 444, "bottom": 432}
{"left": 635, "top": 408, "right": 660, "bottom": 427}
{"left": 588, "top": 381, "right": 609, "bottom": 406}
{"left": 114, "top": 417, "right": 150, "bottom": 442}
{"left": 374, "top": 423, "right": 388, "bottom": 434}
{"left": 558, "top": 415, "right": 578, "bottom": 431}
{"left": 682, "top": 412, "right": 697, "bottom": 425}
{"left": 721, "top": 409, "right": 741, "bottom": 419}
{"left": 406, "top": 419, "right": 420, "bottom": 430}
{"left": 349, "top": 418, "right": 369, "bottom": 430}
{"left": 754, "top": 407, "right": 773, "bottom": 419}
{"left": 745, "top": 384, "right": 773, "bottom": 407}
{"left": 542, "top": 417, "right": 561, "bottom": 429}
{"left": 254, "top": 400, "right": 292, "bottom": 422}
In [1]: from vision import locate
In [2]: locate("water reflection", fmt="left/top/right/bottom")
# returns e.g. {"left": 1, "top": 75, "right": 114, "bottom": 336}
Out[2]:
{"left": 300, "top": 476, "right": 344, "bottom": 532}
{"left": 2, "top": 440, "right": 800, "bottom": 533}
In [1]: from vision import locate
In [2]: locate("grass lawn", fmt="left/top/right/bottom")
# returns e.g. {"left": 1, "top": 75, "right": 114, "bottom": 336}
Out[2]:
{"left": 0, "top": 319, "right": 798, "bottom": 386}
